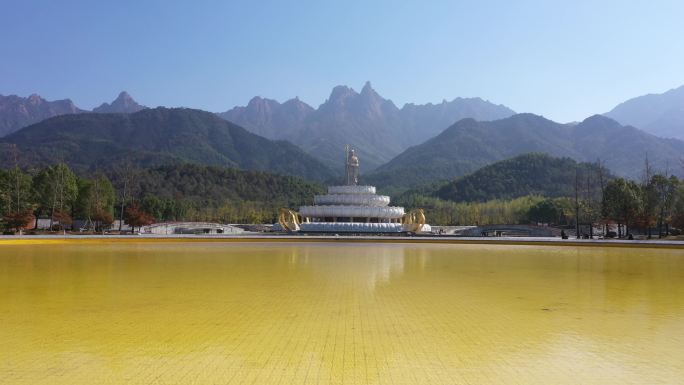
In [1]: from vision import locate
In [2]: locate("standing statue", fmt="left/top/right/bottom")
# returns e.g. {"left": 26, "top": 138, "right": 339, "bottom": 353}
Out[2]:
{"left": 345, "top": 146, "right": 360, "bottom": 185}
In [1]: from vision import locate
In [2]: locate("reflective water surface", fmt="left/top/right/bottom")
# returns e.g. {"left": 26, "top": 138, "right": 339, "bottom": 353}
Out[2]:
{"left": 1, "top": 241, "right": 683, "bottom": 384}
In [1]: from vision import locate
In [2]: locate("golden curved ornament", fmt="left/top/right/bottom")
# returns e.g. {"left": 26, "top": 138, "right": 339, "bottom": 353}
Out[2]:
{"left": 278, "top": 208, "right": 301, "bottom": 232}
{"left": 402, "top": 208, "right": 426, "bottom": 232}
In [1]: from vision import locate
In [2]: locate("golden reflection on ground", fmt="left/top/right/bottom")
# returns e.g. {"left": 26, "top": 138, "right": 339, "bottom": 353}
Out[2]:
{"left": 0, "top": 242, "right": 683, "bottom": 384}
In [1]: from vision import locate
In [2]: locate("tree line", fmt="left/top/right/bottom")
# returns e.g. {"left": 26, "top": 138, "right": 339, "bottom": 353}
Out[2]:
{"left": 0, "top": 162, "right": 322, "bottom": 233}
{"left": 0, "top": 164, "right": 116, "bottom": 233}
{"left": 2, "top": 160, "right": 683, "bottom": 237}
{"left": 398, "top": 165, "right": 684, "bottom": 238}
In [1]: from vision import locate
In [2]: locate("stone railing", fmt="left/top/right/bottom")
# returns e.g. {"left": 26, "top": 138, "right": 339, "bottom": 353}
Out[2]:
{"left": 314, "top": 194, "right": 390, "bottom": 207}
{"left": 327, "top": 185, "right": 376, "bottom": 195}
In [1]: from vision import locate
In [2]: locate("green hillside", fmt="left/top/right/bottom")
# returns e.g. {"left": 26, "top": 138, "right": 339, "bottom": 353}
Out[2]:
{"left": 122, "top": 164, "right": 324, "bottom": 223}
{"left": 0, "top": 107, "right": 335, "bottom": 182}
{"left": 431, "top": 153, "right": 610, "bottom": 202}
{"left": 130, "top": 163, "right": 323, "bottom": 208}
{"left": 0, "top": 162, "right": 324, "bottom": 226}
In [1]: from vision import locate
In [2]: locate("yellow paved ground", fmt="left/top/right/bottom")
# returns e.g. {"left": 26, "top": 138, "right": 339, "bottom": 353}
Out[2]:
{"left": 0, "top": 242, "right": 683, "bottom": 384}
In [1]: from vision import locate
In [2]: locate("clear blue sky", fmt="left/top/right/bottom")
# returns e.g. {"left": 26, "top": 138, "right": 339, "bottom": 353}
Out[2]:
{"left": 2, "top": 0, "right": 683, "bottom": 122}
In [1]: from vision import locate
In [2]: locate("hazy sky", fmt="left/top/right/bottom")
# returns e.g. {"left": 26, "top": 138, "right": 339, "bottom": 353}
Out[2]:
{"left": 2, "top": 0, "right": 683, "bottom": 122}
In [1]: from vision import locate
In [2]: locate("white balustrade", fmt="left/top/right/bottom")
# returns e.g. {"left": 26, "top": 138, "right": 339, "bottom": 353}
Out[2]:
{"left": 299, "top": 222, "right": 404, "bottom": 233}
{"left": 299, "top": 205, "right": 404, "bottom": 219}
{"left": 314, "top": 194, "right": 390, "bottom": 207}
{"left": 327, "top": 185, "right": 376, "bottom": 195}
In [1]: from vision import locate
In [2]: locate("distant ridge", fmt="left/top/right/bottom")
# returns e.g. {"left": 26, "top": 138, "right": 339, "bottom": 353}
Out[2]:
{"left": 0, "top": 94, "right": 84, "bottom": 137}
{"left": 604, "top": 85, "right": 684, "bottom": 140}
{"left": 219, "top": 82, "right": 515, "bottom": 170}
{"left": 0, "top": 91, "right": 147, "bottom": 137}
{"left": 219, "top": 96, "right": 314, "bottom": 140}
{"left": 397, "top": 96, "right": 516, "bottom": 147}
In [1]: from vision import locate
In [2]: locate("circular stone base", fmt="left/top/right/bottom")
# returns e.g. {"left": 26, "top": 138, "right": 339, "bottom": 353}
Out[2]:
{"left": 300, "top": 222, "right": 405, "bottom": 233}
{"left": 299, "top": 205, "right": 404, "bottom": 219}
{"left": 327, "top": 185, "right": 376, "bottom": 195}
{"left": 314, "top": 194, "right": 390, "bottom": 207}
{"left": 297, "top": 222, "right": 432, "bottom": 233}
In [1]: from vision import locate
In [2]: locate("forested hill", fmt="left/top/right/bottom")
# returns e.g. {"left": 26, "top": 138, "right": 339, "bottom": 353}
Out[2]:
{"left": 430, "top": 153, "right": 610, "bottom": 202}
{"left": 0, "top": 107, "right": 335, "bottom": 182}
{"left": 0, "top": 162, "right": 324, "bottom": 225}
{"left": 367, "top": 113, "right": 684, "bottom": 190}
{"left": 114, "top": 164, "right": 324, "bottom": 223}
{"left": 130, "top": 164, "right": 323, "bottom": 208}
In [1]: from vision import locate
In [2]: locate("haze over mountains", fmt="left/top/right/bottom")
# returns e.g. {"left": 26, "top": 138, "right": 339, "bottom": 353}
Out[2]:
{"left": 604, "top": 85, "right": 684, "bottom": 140}
{"left": 220, "top": 82, "right": 515, "bottom": 170}
{"left": 0, "top": 91, "right": 148, "bottom": 137}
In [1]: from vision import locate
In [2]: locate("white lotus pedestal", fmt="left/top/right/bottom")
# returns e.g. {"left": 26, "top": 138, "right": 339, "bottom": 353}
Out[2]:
{"left": 280, "top": 185, "right": 430, "bottom": 234}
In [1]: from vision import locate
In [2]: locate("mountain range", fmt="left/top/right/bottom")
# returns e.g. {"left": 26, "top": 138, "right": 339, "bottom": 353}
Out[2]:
{"left": 604, "top": 85, "right": 684, "bottom": 140}
{"left": 0, "top": 108, "right": 334, "bottom": 182}
{"left": 0, "top": 91, "right": 147, "bottom": 137}
{"left": 366, "top": 113, "right": 684, "bottom": 190}
{"left": 3, "top": 83, "right": 684, "bottom": 194}
{"left": 220, "top": 82, "right": 515, "bottom": 170}
{"left": 2, "top": 84, "right": 514, "bottom": 171}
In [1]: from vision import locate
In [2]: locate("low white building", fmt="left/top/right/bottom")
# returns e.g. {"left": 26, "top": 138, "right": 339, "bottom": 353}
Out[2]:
{"left": 141, "top": 222, "right": 244, "bottom": 235}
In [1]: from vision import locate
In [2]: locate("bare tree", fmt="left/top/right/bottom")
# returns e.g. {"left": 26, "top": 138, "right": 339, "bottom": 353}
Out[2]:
{"left": 113, "top": 161, "right": 139, "bottom": 232}
{"left": 641, "top": 154, "right": 659, "bottom": 238}
{"left": 596, "top": 158, "right": 608, "bottom": 236}
{"left": 574, "top": 166, "right": 580, "bottom": 239}
{"left": 642, "top": 153, "right": 653, "bottom": 185}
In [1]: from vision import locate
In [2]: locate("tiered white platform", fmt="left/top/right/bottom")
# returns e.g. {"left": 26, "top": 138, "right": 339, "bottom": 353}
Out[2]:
{"left": 277, "top": 149, "right": 430, "bottom": 233}
{"left": 298, "top": 185, "right": 425, "bottom": 233}
{"left": 299, "top": 222, "right": 405, "bottom": 233}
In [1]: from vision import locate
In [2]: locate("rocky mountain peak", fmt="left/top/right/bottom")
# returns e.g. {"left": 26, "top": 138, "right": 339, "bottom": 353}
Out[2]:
{"left": 359, "top": 81, "right": 384, "bottom": 103}
{"left": 216, "top": 82, "right": 517, "bottom": 170}
{"left": 604, "top": 84, "right": 684, "bottom": 140}
{"left": 360, "top": 81, "right": 374, "bottom": 95}
{"left": 218, "top": 95, "right": 314, "bottom": 141}
{"left": 0, "top": 93, "right": 85, "bottom": 137}
{"left": 282, "top": 97, "right": 315, "bottom": 113}
{"left": 327, "top": 85, "right": 358, "bottom": 104}
{"left": 246, "top": 96, "right": 278, "bottom": 110}
{"left": 93, "top": 91, "right": 146, "bottom": 113}
{"left": 247, "top": 96, "right": 266, "bottom": 105}
{"left": 116, "top": 91, "right": 134, "bottom": 102}
{"left": 27, "top": 94, "right": 44, "bottom": 104}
